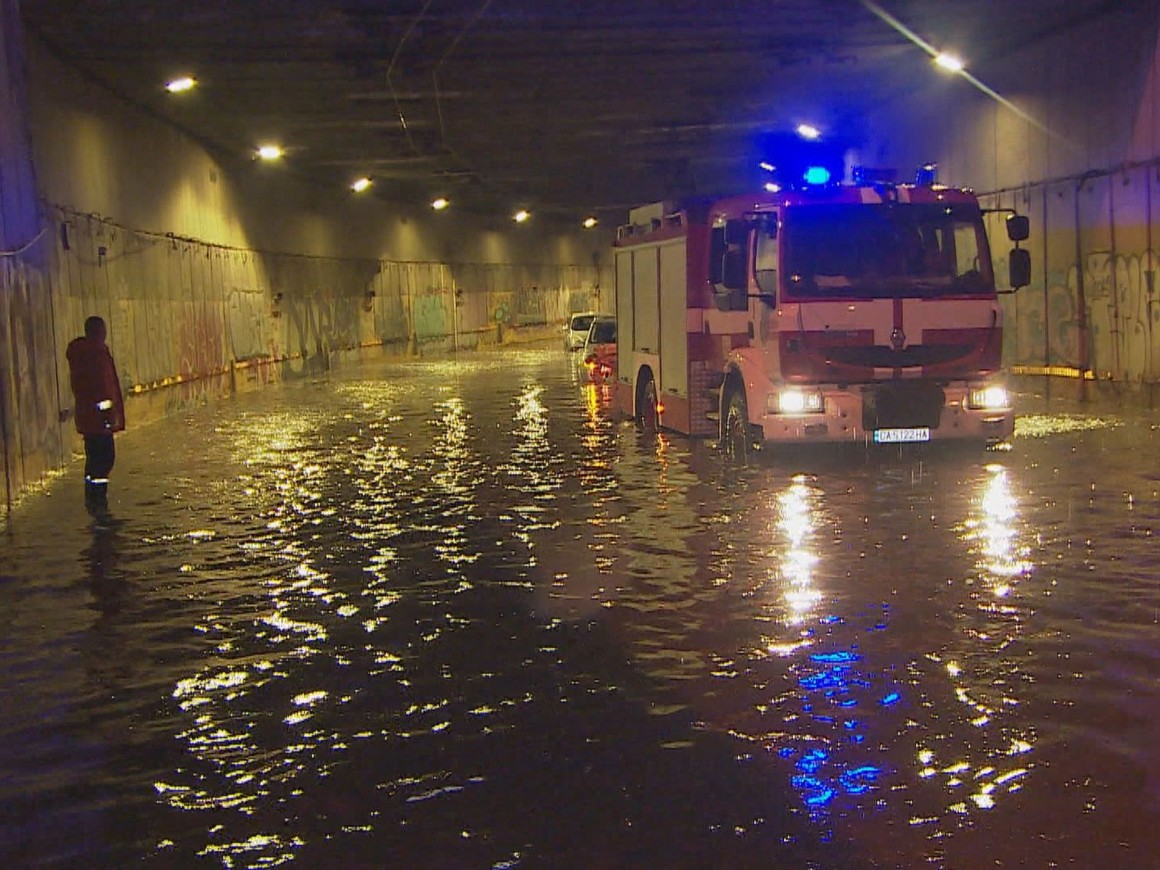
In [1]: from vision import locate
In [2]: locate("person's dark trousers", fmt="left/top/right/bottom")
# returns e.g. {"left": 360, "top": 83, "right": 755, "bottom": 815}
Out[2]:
{"left": 83, "top": 433, "right": 115, "bottom": 508}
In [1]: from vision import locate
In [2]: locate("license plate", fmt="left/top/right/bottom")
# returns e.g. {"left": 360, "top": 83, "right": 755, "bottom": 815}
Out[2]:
{"left": 873, "top": 427, "right": 930, "bottom": 444}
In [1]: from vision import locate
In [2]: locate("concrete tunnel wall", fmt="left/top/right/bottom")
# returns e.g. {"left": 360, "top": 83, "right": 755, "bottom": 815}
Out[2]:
{"left": 862, "top": 3, "right": 1160, "bottom": 385}
{"left": 0, "top": 13, "right": 614, "bottom": 517}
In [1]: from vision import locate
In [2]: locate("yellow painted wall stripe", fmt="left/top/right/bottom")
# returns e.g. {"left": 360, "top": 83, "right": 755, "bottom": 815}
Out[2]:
{"left": 1010, "top": 365, "right": 1096, "bottom": 380}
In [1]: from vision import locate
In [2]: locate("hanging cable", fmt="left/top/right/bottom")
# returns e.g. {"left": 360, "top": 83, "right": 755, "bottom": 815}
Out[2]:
{"left": 0, "top": 226, "right": 49, "bottom": 258}
{"left": 386, "top": 0, "right": 435, "bottom": 156}
{"left": 433, "top": 0, "right": 494, "bottom": 149}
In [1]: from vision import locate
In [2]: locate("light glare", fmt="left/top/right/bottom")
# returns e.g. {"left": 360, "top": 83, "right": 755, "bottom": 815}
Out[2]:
{"left": 969, "top": 386, "right": 1009, "bottom": 410}
{"left": 763, "top": 182, "right": 781, "bottom": 193}
{"left": 582, "top": 217, "right": 598, "bottom": 229}
{"left": 796, "top": 123, "right": 821, "bottom": 140}
{"left": 166, "top": 76, "right": 196, "bottom": 93}
{"left": 350, "top": 177, "right": 372, "bottom": 193}
{"left": 935, "top": 53, "right": 964, "bottom": 72}
{"left": 432, "top": 197, "right": 450, "bottom": 210}
{"left": 803, "top": 166, "right": 832, "bottom": 185}
{"left": 256, "top": 145, "right": 283, "bottom": 161}
{"left": 513, "top": 210, "right": 530, "bottom": 223}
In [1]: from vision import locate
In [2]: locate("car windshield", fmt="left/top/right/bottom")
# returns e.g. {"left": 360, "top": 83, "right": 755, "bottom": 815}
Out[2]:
{"left": 570, "top": 314, "right": 596, "bottom": 331}
{"left": 589, "top": 320, "right": 616, "bottom": 343}
{"left": 782, "top": 203, "right": 994, "bottom": 298}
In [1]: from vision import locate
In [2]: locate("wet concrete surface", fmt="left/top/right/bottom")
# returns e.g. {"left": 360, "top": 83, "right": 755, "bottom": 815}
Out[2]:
{"left": 2, "top": 347, "right": 1160, "bottom": 868}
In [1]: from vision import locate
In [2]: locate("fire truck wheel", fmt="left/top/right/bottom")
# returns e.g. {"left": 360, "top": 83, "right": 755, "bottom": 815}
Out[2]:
{"left": 722, "top": 387, "right": 751, "bottom": 462}
{"left": 635, "top": 372, "right": 659, "bottom": 431}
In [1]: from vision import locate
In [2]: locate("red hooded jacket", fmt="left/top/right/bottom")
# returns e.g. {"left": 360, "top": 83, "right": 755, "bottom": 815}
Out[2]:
{"left": 66, "top": 336, "right": 125, "bottom": 435}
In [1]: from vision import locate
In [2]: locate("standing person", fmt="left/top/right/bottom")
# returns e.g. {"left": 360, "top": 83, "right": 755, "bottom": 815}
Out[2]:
{"left": 66, "top": 315, "right": 125, "bottom": 510}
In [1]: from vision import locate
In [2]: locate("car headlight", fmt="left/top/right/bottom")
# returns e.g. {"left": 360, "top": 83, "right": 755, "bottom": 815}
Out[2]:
{"left": 967, "top": 385, "right": 1009, "bottom": 410}
{"left": 768, "top": 388, "right": 824, "bottom": 414}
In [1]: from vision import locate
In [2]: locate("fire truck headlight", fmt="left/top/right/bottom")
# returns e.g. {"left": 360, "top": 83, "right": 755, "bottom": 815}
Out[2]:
{"left": 968, "top": 386, "right": 1009, "bottom": 411}
{"left": 770, "top": 389, "right": 824, "bottom": 415}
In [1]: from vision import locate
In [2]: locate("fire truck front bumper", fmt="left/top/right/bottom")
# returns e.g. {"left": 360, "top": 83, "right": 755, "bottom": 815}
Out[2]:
{"left": 755, "top": 383, "right": 1015, "bottom": 446}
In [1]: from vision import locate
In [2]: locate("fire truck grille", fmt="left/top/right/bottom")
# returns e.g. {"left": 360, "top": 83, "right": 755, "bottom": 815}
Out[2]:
{"left": 863, "top": 382, "right": 945, "bottom": 430}
{"left": 827, "top": 344, "right": 973, "bottom": 369}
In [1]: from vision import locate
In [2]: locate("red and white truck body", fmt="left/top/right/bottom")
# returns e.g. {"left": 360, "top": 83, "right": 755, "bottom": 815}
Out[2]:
{"left": 612, "top": 183, "right": 1020, "bottom": 447}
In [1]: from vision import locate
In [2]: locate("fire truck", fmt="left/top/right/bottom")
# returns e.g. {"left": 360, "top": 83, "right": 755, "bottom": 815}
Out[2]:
{"left": 611, "top": 176, "right": 1029, "bottom": 455}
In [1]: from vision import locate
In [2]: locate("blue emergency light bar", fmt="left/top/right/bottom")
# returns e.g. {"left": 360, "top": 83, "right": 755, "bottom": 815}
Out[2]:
{"left": 803, "top": 166, "right": 832, "bottom": 185}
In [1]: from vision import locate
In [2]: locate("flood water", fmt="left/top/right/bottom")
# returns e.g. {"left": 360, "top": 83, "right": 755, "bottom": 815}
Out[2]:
{"left": 2, "top": 347, "right": 1159, "bottom": 868}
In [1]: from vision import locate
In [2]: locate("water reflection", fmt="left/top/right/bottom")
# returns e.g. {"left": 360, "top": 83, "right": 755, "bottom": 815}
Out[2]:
{"left": 158, "top": 409, "right": 341, "bottom": 867}
{"left": 911, "top": 462, "right": 1036, "bottom": 827}
{"left": 5, "top": 349, "right": 1156, "bottom": 866}
{"left": 775, "top": 475, "right": 822, "bottom": 624}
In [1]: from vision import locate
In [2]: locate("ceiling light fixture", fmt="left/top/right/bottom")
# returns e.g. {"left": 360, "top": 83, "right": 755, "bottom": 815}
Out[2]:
{"left": 350, "top": 177, "right": 372, "bottom": 193}
{"left": 582, "top": 217, "right": 598, "bottom": 229}
{"left": 513, "top": 210, "right": 530, "bottom": 223}
{"left": 432, "top": 197, "right": 450, "bottom": 210}
{"left": 795, "top": 124, "right": 821, "bottom": 140}
{"left": 165, "top": 76, "right": 196, "bottom": 93}
{"left": 934, "top": 53, "right": 964, "bottom": 72}
{"left": 256, "top": 144, "right": 284, "bottom": 161}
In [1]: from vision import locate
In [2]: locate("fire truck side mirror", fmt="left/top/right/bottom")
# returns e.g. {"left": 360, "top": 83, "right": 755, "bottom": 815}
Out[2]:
{"left": 1005, "top": 214, "right": 1029, "bottom": 242}
{"left": 1008, "top": 248, "right": 1031, "bottom": 289}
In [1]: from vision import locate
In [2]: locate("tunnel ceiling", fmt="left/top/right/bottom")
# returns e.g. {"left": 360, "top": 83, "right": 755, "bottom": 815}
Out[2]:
{"left": 20, "top": 0, "right": 1131, "bottom": 222}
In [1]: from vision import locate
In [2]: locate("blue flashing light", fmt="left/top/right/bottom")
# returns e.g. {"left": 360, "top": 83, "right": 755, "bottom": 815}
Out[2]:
{"left": 880, "top": 692, "right": 901, "bottom": 706}
{"left": 803, "top": 165, "right": 832, "bottom": 185}
{"left": 778, "top": 746, "right": 797, "bottom": 758}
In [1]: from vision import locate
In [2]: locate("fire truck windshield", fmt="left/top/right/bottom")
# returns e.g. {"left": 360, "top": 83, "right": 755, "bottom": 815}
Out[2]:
{"left": 782, "top": 203, "right": 994, "bottom": 299}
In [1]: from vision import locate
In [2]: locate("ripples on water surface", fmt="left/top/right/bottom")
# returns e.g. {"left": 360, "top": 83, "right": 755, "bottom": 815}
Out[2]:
{"left": 2, "top": 349, "right": 1159, "bottom": 867}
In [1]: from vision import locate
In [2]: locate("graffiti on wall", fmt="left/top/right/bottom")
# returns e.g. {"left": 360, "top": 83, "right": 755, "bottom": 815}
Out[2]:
{"left": 4, "top": 206, "right": 609, "bottom": 512}
{"left": 413, "top": 289, "right": 448, "bottom": 339}
{"left": 1002, "top": 247, "right": 1160, "bottom": 380}
{"left": 1, "top": 262, "right": 61, "bottom": 477}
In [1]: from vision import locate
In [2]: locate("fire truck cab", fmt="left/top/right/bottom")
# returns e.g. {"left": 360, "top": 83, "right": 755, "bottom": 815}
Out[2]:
{"left": 612, "top": 181, "right": 1029, "bottom": 452}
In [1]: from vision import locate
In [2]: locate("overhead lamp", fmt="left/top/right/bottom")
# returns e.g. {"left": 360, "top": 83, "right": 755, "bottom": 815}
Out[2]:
{"left": 795, "top": 123, "right": 821, "bottom": 140}
{"left": 934, "top": 53, "right": 964, "bottom": 72}
{"left": 256, "top": 144, "right": 283, "bottom": 161}
{"left": 432, "top": 197, "right": 450, "bottom": 210}
{"left": 165, "top": 76, "right": 196, "bottom": 93}
{"left": 582, "top": 217, "right": 598, "bottom": 229}
{"left": 513, "top": 210, "right": 530, "bottom": 223}
{"left": 763, "top": 182, "right": 782, "bottom": 193}
{"left": 350, "top": 177, "right": 372, "bottom": 193}
{"left": 758, "top": 161, "right": 776, "bottom": 173}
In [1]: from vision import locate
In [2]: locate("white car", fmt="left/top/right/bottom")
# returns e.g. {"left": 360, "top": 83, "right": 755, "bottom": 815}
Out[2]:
{"left": 563, "top": 311, "right": 598, "bottom": 351}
